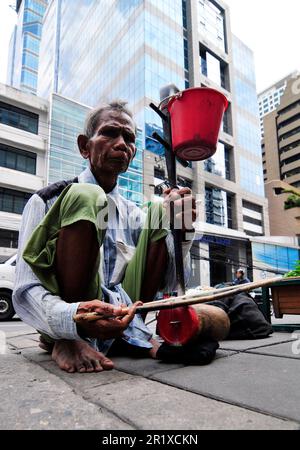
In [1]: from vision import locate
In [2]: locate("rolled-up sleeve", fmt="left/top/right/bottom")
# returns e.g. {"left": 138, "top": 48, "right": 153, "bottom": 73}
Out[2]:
{"left": 13, "top": 194, "right": 83, "bottom": 341}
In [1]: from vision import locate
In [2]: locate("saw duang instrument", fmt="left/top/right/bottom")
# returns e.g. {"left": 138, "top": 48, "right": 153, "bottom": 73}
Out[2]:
{"left": 73, "top": 276, "right": 300, "bottom": 345}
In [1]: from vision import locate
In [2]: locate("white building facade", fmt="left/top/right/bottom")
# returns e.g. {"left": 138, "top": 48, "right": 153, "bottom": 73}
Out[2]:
{"left": 0, "top": 83, "right": 48, "bottom": 261}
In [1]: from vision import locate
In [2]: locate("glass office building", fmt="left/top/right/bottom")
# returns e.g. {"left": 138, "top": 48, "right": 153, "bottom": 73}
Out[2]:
{"left": 232, "top": 36, "right": 264, "bottom": 198}
{"left": 232, "top": 35, "right": 266, "bottom": 237}
{"left": 257, "top": 74, "right": 295, "bottom": 137}
{"left": 7, "top": 0, "right": 48, "bottom": 94}
{"left": 38, "top": 0, "right": 186, "bottom": 154}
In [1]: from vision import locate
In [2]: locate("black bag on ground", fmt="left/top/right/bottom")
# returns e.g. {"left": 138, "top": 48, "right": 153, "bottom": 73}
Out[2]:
{"left": 156, "top": 339, "right": 219, "bottom": 365}
{"left": 208, "top": 293, "right": 273, "bottom": 340}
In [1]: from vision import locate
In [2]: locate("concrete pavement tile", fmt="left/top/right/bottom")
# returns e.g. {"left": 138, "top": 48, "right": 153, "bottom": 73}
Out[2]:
{"left": 8, "top": 337, "right": 39, "bottom": 349}
{"left": 112, "top": 350, "right": 236, "bottom": 378}
{"left": 219, "top": 332, "right": 297, "bottom": 351}
{"left": 26, "top": 334, "right": 40, "bottom": 342}
{"left": 215, "top": 350, "right": 237, "bottom": 359}
{"left": 24, "top": 346, "right": 235, "bottom": 379}
{"left": 247, "top": 341, "right": 300, "bottom": 360}
{"left": 151, "top": 353, "right": 300, "bottom": 423}
{"left": 113, "top": 356, "right": 184, "bottom": 377}
{"left": 87, "top": 376, "right": 299, "bottom": 430}
{"left": 5, "top": 329, "right": 36, "bottom": 338}
{"left": 21, "top": 347, "right": 53, "bottom": 363}
{"left": 38, "top": 360, "right": 134, "bottom": 391}
{"left": 0, "top": 352, "right": 132, "bottom": 430}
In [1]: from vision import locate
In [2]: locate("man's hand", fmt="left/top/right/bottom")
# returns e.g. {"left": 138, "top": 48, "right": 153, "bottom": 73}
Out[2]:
{"left": 163, "top": 187, "right": 197, "bottom": 232}
{"left": 76, "top": 300, "right": 142, "bottom": 340}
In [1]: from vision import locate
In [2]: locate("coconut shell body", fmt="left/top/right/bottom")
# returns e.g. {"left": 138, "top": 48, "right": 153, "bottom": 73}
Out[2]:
{"left": 191, "top": 304, "right": 230, "bottom": 341}
{"left": 157, "top": 304, "right": 230, "bottom": 346}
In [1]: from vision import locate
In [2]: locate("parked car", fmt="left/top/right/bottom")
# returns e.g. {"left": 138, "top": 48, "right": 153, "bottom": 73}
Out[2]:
{"left": 0, "top": 254, "right": 16, "bottom": 321}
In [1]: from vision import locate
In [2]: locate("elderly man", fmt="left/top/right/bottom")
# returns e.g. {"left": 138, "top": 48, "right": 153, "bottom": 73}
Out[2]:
{"left": 13, "top": 101, "right": 202, "bottom": 373}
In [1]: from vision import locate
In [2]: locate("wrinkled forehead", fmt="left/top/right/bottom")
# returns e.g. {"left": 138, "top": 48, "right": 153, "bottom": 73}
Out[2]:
{"left": 96, "top": 110, "right": 136, "bottom": 132}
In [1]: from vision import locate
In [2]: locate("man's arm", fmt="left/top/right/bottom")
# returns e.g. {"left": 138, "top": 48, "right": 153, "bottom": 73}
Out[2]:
{"left": 140, "top": 188, "right": 196, "bottom": 301}
{"left": 13, "top": 194, "right": 83, "bottom": 341}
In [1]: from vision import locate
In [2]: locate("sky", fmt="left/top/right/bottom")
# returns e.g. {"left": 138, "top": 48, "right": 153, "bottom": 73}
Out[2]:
{"left": 0, "top": 0, "right": 299, "bottom": 92}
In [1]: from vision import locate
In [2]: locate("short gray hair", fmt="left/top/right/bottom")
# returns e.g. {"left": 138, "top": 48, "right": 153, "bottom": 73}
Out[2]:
{"left": 84, "top": 100, "right": 136, "bottom": 139}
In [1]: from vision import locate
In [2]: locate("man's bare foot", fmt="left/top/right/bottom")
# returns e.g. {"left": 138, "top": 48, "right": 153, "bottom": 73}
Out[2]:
{"left": 149, "top": 338, "right": 162, "bottom": 359}
{"left": 52, "top": 340, "right": 114, "bottom": 373}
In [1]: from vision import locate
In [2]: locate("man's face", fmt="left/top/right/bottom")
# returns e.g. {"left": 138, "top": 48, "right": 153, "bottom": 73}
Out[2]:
{"left": 82, "top": 110, "right": 136, "bottom": 177}
{"left": 236, "top": 271, "right": 243, "bottom": 279}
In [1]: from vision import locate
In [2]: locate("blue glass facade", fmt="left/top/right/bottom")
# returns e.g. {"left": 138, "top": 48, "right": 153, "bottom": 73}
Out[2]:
{"left": 252, "top": 242, "right": 300, "bottom": 274}
{"left": 232, "top": 36, "right": 265, "bottom": 198}
{"left": 48, "top": 94, "right": 88, "bottom": 183}
{"left": 239, "top": 156, "right": 264, "bottom": 197}
{"left": 144, "top": 0, "right": 186, "bottom": 156}
{"left": 7, "top": 0, "right": 48, "bottom": 94}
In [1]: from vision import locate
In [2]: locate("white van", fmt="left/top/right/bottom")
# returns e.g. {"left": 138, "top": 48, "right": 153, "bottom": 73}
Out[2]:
{"left": 0, "top": 254, "right": 16, "bottom": 321}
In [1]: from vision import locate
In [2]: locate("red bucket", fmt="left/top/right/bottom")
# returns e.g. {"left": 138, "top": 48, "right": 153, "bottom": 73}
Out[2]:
{"left": 167, "top": 87, "right": 228, "bottom": 161}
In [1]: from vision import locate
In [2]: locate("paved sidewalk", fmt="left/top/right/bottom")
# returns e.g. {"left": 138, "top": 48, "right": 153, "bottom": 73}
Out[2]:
{"left": 1, "top": 327, "right": 300, "bottom": 430}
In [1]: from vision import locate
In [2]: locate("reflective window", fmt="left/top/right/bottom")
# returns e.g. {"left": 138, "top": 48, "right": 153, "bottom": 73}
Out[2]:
{"left": 205, "top": 186, "right": 228, "bottom": 227}
{"left": 48, "top": 95, "right": 89, "bottom": 183}
{"left": 232, "top": 41, "right": 256, "bottom": 84}
{"left": 23, "top": 22, "right": 42, "bottom": 35}
{"left": 22, "top": 51, "right": 39, "bottom": 71}
{"left": 200, "top": 47, "right": 229, "bottom": 90}
{"left": 0, "top": 229, "right": 19, "bottom": 249}
{"left": 0, "top": 101, "right": 39, "bottom": 134}
{"left": 236, "top": 114, "right": 261, "bottom": 157}
{"left": 21, "top": 70, "right": 38, "bottom": 89}
{"left": 0, "top": 188, "right": 32, "bottom": 215}
{"left": 25, "top": 0, "right": 47, "bottom": 16}
{"left": 23, "top": 33, "right": 40, "bottom": 54}
{"left": 240, "top": 156, "right": 265, "bottom": 197}
{"left": 198, "top": 0, "right": 226, "bottom": 53}
{"left": 204, "top": 142, "right": 226, "bottom": 178}
{"left": 24, "top": 9, "right": 42, "bottom": 23}
{"left": 234, "top": 77, "right": 259, "bottom": 117}
{"left": 0, "top": 144, "right": 36, "bottom": 175}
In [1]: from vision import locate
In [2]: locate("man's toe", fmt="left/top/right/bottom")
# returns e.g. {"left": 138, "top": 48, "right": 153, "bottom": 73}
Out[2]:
{"left": 98, "top": 355, "right": 114, "bottom": 370}
{"left": 84, "top": 360, "right": 95, "bottom": 373}
{"left": 92, "top": 359, "right": 103, "bottom": 372}
{"left": 77, "top": 364, "right": 87, "bottom": 373}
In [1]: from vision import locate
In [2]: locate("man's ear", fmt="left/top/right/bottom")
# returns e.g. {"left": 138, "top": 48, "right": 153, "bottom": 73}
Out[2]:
{"left": 78, "top": 135, "right": 90, "bottom": 159}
